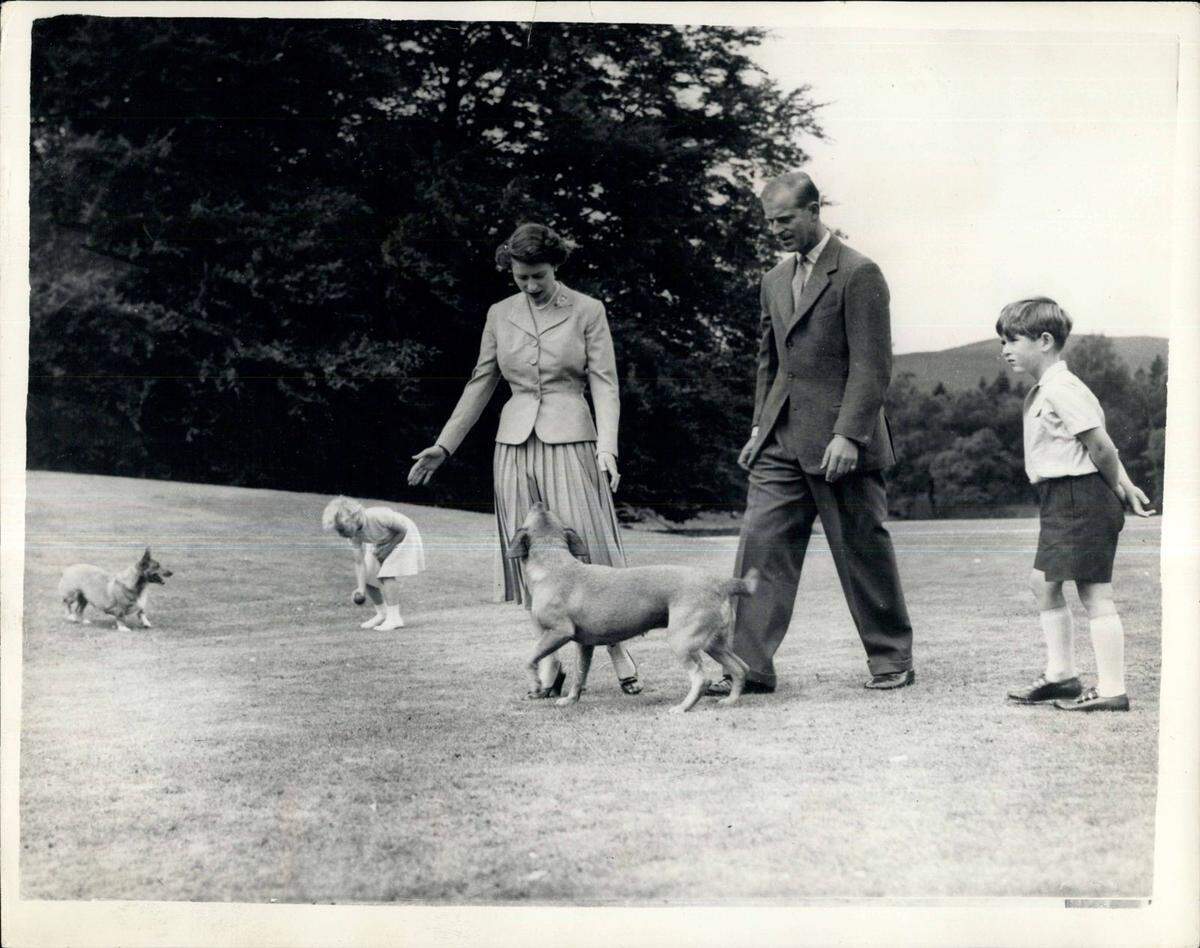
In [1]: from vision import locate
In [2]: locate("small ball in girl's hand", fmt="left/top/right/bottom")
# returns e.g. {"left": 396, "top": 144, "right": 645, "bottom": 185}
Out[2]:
{"left": 352, "top": 591, "right": 366, "bottom": 605}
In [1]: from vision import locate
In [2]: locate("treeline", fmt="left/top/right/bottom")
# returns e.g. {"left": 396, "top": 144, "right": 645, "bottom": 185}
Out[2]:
{"left": 883, "top": 338, "right": 1168, "bottom": 518}
{"left": 25, "top": 18, "right": 1168, "bottom": 522}
{"left": 26, "top": 16, "right": 817, "bottom": 521}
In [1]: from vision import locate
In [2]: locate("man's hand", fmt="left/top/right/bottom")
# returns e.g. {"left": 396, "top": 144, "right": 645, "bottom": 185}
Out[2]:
{"left": 596, "top": 451, "right": 621, "bottom": 493}
{"left": 737, "top": 427, "right": 760, "bottom": 471}
{"left": 820, "top": 434, "right": 860, "bottom": 482}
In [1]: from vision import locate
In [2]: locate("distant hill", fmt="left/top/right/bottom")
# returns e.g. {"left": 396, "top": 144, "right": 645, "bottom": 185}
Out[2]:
{"left": 894, "top": 335, "right": 1169, "bottom": 392}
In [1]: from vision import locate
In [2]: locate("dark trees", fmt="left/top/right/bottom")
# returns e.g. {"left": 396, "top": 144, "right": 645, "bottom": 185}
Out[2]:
{"left": 29, "top": 16, "right": 824, "bottom": 516}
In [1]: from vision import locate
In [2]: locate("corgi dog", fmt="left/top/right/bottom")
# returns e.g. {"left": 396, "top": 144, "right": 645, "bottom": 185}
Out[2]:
{"left": 58, "top": 548, "right": 172, "bottom": 631}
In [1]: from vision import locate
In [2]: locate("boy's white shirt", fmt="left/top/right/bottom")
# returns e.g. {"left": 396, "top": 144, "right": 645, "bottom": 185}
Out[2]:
{"left": 1022, "top": 360, "right": 1105, "bottom": 484}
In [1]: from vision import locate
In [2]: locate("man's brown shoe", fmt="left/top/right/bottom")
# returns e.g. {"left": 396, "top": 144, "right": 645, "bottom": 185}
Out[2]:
{"left": 864, "top": 669, "right": 916, "bottom": 690}
{"left": 705, "top": 676, "right": 774, "bottom": 697}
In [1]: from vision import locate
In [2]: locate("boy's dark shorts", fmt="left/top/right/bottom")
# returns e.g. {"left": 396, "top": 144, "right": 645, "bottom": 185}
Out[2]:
{"left": 1035, "top": 472, "right": 1125, "bottom": 583}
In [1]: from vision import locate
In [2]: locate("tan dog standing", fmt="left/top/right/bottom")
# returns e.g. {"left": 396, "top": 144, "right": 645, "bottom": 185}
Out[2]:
{"left": 506, "top": 503, "right": 756, "bottom": 712}
{"left": 58, "top": 548, "right": 172, "bottom": 631}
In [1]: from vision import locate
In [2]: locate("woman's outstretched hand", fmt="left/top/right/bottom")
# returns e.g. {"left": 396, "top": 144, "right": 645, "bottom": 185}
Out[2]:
{"left": 597, "top": 451, "right": 620, "bottom": 493}
{"left": 408, "top": 445, "right": 448, "bottom": 486}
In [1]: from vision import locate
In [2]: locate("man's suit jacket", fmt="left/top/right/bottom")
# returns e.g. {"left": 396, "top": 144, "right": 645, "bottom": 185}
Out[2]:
{"left": 436, "top": 284, "right": 620, "bottom": 457}
{"left": 749, "top": 234, "right": 896, "bottom": 474}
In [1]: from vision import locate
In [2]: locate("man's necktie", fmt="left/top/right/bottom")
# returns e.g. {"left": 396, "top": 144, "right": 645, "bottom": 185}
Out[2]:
{"left": 791, "top": 256, "right": 807, "bottom": 312}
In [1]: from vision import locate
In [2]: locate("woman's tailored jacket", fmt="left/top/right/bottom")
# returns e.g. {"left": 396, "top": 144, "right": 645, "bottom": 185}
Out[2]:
{"left": 435, "top": 284, "right": 620, "bottom": 457}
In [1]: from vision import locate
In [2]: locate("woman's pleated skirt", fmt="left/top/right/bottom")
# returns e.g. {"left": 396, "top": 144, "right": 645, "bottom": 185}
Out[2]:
{"left": 493, "top": 435, "right": 626, "bottom": 605}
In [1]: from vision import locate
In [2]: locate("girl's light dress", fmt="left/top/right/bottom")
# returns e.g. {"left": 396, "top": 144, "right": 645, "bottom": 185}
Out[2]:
{"left": 354, "top": 506, "right": 426, "bottom": 585}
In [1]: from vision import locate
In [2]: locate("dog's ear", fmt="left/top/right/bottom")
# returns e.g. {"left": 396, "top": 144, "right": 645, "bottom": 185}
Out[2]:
{"left": 139, "top": 548, "right": 152, "bottom": 565}
{"left": 563, "top": 528, "right": 590, "bottom": 563}
{"left": 505, "top": 528, "right": 531, "bottom": 560}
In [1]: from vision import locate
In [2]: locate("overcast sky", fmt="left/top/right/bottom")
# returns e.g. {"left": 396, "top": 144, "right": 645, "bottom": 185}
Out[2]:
{"left": 750, "top": 26, "right": 1179, "bottom": 354}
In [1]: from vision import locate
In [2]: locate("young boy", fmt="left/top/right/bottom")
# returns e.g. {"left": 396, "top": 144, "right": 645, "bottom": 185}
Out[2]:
{"left": 997, "top": 297, "right": 1154, "bottom": 711}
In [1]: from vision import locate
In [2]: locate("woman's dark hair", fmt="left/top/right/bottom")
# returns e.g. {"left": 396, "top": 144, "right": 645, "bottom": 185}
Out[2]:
{"left": 495, "top": 222, "right": 572, "bottom": 269}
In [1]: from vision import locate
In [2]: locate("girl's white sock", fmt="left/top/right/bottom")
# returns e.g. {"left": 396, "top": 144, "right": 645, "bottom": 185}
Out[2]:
{"left": 360, "top": 601, "right": 386, "bottom": 629}
{"left": 1040, "top": 606, "right": 1076, "bottom": 682}
{"left": 1089, "top": 612, "right": 1127, "bottom": 697}
{"left": 376, "top": 604, "right": 405, "bottom": 630}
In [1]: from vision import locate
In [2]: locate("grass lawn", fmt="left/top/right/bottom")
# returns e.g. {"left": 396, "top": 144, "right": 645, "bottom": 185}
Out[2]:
{"left": 17, "top": 471, "right": 1162, "bottom": 903}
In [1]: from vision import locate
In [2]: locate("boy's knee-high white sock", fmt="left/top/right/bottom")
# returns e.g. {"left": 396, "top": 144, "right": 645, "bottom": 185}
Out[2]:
{"left": 1040, "top": 606, "right": 1076, "bottom": 681}
{"left": 1089, "top": 612, "right": 1126, "bottom": 697}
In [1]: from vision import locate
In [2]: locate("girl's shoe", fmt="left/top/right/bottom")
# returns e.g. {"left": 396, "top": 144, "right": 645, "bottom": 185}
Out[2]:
{"left": 527, "top": 668, "right": 566, "bottom": 700}
{"left": 360, "top": 613, "right": 385, "bottom": 629}
{"left": 619, "top": 676, "right": 643, "bottom": 695}
{"left": 375, "top": 615, "right": 405, "bottom": 631}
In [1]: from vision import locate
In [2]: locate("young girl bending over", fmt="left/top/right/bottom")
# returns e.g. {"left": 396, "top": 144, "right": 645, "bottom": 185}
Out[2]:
{"left": 322, "top": 496, "right": 426, "bottom": 631}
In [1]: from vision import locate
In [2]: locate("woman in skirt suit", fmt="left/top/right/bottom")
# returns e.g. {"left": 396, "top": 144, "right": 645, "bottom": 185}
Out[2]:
{"left": 407, "top": 222, "right": 640, "bottom": 698}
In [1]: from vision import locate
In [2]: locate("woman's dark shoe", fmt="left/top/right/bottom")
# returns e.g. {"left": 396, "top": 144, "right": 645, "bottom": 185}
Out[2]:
{"left": 526, "top": 668, "right": 567, "bottom": 700}
{"left": 619, "top": 676, "right": 642, "bottom": 695}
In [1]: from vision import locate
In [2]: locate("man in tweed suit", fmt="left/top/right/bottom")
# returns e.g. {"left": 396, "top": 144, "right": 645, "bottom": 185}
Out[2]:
{"left": 709, "top": 171, "right": 915, "bottom": 696}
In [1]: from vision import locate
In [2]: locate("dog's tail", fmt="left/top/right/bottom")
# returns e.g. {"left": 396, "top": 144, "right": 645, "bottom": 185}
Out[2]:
{"left": 720, "top": 568, "right": 759, "bottom": 599}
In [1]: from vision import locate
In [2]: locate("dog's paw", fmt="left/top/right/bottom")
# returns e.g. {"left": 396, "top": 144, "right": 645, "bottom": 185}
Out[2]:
{"left": 717, "top": 696, "right": 740, "bottom": 707}
{"left": 115, "top": 622, "right": 132, "bottom": 632}
{"left": 667, "top": 704, "right": 688, "bottom": 714}
{"left": 141, "top": 617, "right": 153, "bottom": 628}
{"left": 555, "top": 695, "right": 580, "bottom": 707}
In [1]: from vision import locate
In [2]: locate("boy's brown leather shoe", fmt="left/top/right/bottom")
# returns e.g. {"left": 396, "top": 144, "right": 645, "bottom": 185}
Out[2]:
{"left": 1053, "top": 688, "right": 1130, "bottom": 712}
{"left": 1007, "top": 675, "right": 1082, "bottom": 703}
